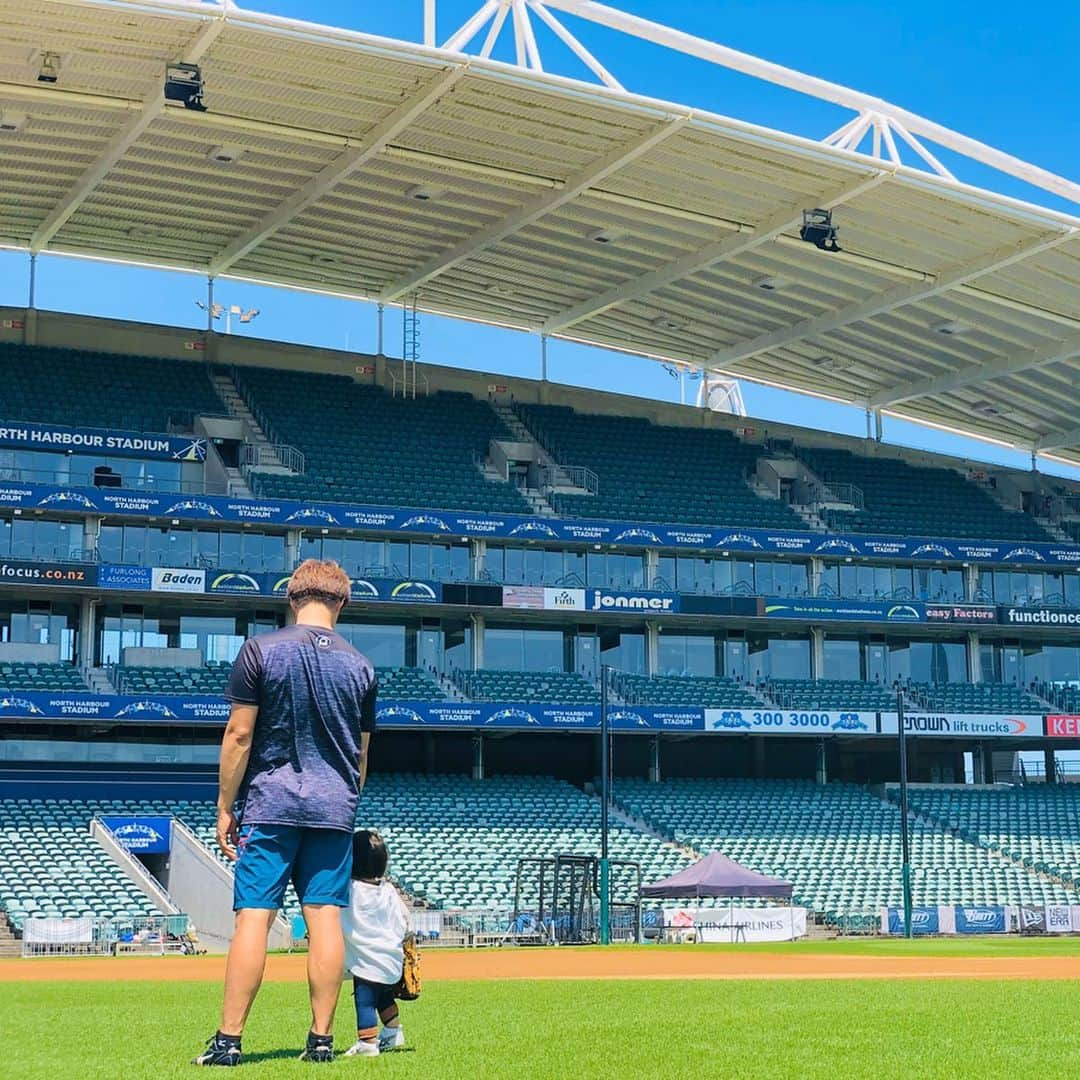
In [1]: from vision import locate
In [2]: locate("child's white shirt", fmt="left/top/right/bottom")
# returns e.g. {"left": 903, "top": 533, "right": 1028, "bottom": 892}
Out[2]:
{"left": 343, "top": 879, "right": 410, "bottom": 985}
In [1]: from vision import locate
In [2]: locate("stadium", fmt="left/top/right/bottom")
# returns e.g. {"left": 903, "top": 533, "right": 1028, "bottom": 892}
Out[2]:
{"left": 1, "top": 0, "right": 1080, "bottom": 1075}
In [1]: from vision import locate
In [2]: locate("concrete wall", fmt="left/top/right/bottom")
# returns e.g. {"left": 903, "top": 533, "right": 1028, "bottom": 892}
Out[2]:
{"left": 0, "top": 643, "right": 61, "bottom": 663}
{"left": 122, "top": 647, "right": 203, "bottom": 668}
{"left": 168, "top": 820, "right": 291, "bottom": 953}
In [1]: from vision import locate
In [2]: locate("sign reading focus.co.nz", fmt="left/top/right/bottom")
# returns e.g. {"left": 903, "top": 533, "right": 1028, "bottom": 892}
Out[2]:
{"left": 4, "top": 479, "right": 1080, "bottom": 569}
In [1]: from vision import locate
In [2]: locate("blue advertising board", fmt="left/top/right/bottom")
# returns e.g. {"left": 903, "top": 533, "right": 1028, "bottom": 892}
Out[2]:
{"left": 0, "top": 422, "right": 206, "bottom": 462}
{"left": 2, "top": 479, "right": 1077, "bottom": 569}
{"left": 0, "top": 691, "right": 229, "bottom": 724}
{"left": 761, "top": 598, "right": 996, "bottom": 625}
{"left": 886, "top": 907, "right": 940, "bottom": 935}
{"left": 100, "top": 815, "right": 172, "bottom": 854}
{"left": 954, "top": 906, "right": 1007, "bottom": 934}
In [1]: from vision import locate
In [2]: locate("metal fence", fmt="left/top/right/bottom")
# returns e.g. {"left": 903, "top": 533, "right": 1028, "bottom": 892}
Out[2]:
{"left": 21, "top": 914, "right": 193, "bottom": 958}
{"left": 410, "top": 908, "right": 512, "bottom": 948}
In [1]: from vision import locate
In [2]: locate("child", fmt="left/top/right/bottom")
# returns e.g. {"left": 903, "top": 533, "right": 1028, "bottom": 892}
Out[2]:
{"left": 342, "top": 830, "right": 410, "bottom": 1057}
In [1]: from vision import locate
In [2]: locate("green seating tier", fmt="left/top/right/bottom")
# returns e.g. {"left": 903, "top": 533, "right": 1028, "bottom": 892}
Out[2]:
{"left": 616, "top": 674, "right": 758, "bottom": 708}
{"left": 235, "top": 367, "right": 529, "bottom": 515}
{"left": 768, "top": 679, "right": 895, "bottom": 710}
{"left": 615, "top": 778, "right": 1076, "bottom": 914}
{"left": 797, "top": 445, "right": 1051, "bottom": 542}
{"left": 0, "top": 799, "right": 169, "bottom": 929}
{"left": 373, "top": 667, "right": 446, "bottom": 702}
{"left": 905, "top": 786, "right": 1080, "bottom": 889}
{"left": 514, "top": 403, "right": 803, "bottom": 529}
{"left": 116, "top": 663, "right": 230, "bottom": 696}
{"left": 0, "top": 662, "right": 87, "bottom": 692}
{"left": 455, "top": 670, "right": 599, "bottom": 704}
{"left": 0, "top": 344, "right": 222, "bottom": 433}
{"left": 911, "top": 682, "right": 1045, "bottom": 714}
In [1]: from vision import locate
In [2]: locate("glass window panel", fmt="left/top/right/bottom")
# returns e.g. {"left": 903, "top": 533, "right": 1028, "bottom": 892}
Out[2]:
{"left": 823, "top": 638, "right": 861, "bottom": 680}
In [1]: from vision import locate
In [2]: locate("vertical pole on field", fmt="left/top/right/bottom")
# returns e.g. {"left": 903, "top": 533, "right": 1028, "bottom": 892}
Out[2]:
{"left": 206, "top": 277, "right": 215, "bottom": 332}
{"left": 599, "top": 663, "right": 611, "bottom": 945}
{"left": 897, "top": 687, "right": 913, "bottom": 938}
{"left": 377, "top": 302, "right": 384, "bottom": 355}
{"left": 540, "top": 334, "right": 548, "bottom": 382}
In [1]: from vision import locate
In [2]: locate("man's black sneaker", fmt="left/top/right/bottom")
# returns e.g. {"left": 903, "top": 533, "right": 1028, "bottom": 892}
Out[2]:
{"left": 193, "top": 1032, "right": 242, "bottom": 1067}
{"left": 299, "top": 1032, "right": 335, "bottom": 1064}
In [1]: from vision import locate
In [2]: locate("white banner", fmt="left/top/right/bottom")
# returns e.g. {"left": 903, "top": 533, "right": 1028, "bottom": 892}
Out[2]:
{"left": 879, "top": 713, "right": 1043, "bottom": 738}
{"left": 671, "top": 906, "right": 806, "bottom": 942}
{"left": 543, "top": 587, "right": 585, "bottom": 611}
{"left": 1046, "top": 904, "right": 1073, "bottom": 933}
{"left": 151, "top": 567, "right": 206, "bottom": 593}
{"left": 24, "top": 917, "right": 94, "bottom": 944}
{"left": 705, "top": 708, "right": 877, "bottom": 736}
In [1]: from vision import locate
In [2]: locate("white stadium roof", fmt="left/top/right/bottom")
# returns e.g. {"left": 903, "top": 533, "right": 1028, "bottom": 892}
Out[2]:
{"left": 1, "top": 0, "right": 1078, "bottom": 465}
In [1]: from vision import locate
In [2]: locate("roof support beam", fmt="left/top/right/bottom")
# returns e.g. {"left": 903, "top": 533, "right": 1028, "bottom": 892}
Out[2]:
{"left": 541, "top": 167, "right": 889, "bottom": 334}
{"left": 868, "top": 330, "right": 1080, "bottom": 408}
{"left": 207, "top": 65, "right": 466, "bottom": 276}
{"left": 1035, "top": 424, "right": 1080, "bottom": 452}
{"left": 379, "top": 113, "right": 690, "bottom": 303}
{"left": 28, "top": 9, "right": 229, "bottom": 253}
{"left": 708, "top": 229, "right": 1078, "bottom": 371}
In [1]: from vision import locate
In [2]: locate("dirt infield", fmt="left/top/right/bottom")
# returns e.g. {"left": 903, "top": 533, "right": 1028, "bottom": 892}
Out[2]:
{"left": 2, "top": 948, "right": 1078, "bottom": 983}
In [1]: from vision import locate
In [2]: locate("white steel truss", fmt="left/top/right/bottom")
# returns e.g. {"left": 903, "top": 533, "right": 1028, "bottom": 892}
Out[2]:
{"left": 431, "top": 0, "right": 1079, "bottom": 205}
{"left": 707, "top": 229, "right": 1079, "bottom": 372}
{"left": 379, "top": 113, "right": 690, "bottom": 303}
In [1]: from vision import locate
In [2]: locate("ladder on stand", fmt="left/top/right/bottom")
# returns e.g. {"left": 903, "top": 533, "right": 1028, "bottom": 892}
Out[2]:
{"left": 398, "top": 294, "right": 421, "bottom": 399}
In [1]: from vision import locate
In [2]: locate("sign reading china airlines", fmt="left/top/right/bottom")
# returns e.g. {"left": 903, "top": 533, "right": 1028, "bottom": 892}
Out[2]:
{"left": 879, "top": 713, "right": 1043, "bottom": 738}
{"left": 0, "top": 422, "right": 206, "bottom": 462}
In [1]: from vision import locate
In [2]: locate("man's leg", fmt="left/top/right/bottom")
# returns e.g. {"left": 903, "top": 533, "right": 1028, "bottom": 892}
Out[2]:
{"left": 292, "top": 828, "right": 353, "bottom": 1042}
{"left": 220, "top": 908, "right": 279, "bottom": 1035}
{"left": 303, "top": 903, "right": 344, "bottom": 1036}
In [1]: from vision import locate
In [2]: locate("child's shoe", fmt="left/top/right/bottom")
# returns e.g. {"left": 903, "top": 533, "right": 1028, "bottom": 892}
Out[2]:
{"left": 378, "top": 1027, "right": 405, "bottom": 1053}
{"left": 344, "top": 1040, "right": 380, "bottom": 1058}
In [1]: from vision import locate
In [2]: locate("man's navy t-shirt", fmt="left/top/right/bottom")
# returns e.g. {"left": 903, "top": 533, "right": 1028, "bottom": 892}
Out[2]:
{"left": 225, "top": 624, "right": 377, "bottom": 832}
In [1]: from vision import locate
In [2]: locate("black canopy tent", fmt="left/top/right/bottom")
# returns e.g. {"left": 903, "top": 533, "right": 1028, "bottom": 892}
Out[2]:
{"left": 642, "top": 852, "right": 794, "bottom": 942}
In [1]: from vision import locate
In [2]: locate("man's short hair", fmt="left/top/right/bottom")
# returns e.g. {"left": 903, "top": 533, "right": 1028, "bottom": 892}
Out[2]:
{"left": 286, "top": 558, "right": 351, "bottom": 609}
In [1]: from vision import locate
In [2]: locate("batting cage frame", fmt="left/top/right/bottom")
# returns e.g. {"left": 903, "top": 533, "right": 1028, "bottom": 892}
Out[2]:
{"left": 510, "top": 854, "right": 641, "bottom": 945}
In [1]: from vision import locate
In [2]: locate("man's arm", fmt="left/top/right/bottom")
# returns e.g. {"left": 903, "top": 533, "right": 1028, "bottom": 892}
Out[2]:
{"left": 358, "top": 730, "right": 371, "bottom": 795}
{"left": 217, "top": 703, "right": 258, "bottom": 860}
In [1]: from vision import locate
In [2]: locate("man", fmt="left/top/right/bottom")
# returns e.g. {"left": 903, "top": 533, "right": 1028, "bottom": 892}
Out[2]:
{"left": 194, "top": 559, "right": 376, "bottom": 1067}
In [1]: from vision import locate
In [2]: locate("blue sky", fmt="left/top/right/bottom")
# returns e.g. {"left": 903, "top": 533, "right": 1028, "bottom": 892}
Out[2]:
{"left": 2, "top": 0, "right": 1078, "bottom": 478}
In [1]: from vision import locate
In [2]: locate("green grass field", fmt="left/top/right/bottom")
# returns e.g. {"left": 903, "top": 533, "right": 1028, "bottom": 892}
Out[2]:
{"left": 5, "top": 941, "right": 1080, "bottom": 1079}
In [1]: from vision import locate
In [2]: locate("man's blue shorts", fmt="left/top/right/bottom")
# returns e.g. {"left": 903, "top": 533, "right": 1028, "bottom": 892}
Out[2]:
{"left": 233, "top": 824, "right": 352, "bottom": 911}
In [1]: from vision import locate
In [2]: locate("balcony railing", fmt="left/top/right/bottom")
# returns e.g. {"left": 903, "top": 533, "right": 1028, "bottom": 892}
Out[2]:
{"left": 240, "top": 443, "right": 305, "bottom": 475}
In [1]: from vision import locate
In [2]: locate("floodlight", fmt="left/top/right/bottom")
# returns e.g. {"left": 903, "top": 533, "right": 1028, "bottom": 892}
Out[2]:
{"left": 799, "top": 208, "right": 841, "bottom": 252}
{"left": 164, "top": 62, "right": 206, "bottom": 111}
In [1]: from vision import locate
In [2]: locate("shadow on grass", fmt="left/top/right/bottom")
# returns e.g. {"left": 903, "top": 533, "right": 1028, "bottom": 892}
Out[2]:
{"left": 236, "top": 1049, "right": 302, "bottom": 1064}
